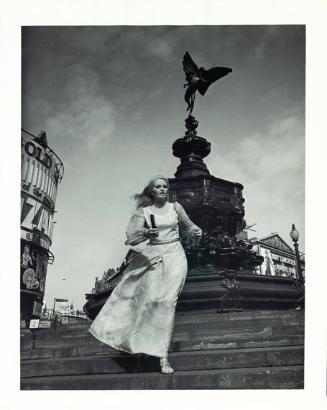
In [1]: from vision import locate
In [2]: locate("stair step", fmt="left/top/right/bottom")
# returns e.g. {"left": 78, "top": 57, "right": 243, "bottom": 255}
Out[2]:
{"left": 26, "top": 310, "right": 304, "bottom": 337}
{"left": 21, "top": 345, "right": 304, "bottom": 378}
{"left": 21, "top": 333, "right": 304, "bottom": 360}
{"left": 36, "top": 318, "right": 303, "bottom": 338}
{"left": 23, "top": 323, "right": 303, "bottom": 350}
{"left": 20, "top": 365, "right": 304, "bottom": 390}
{"left": 42, "top": 309, "right": 304, "bottom": 329}
{"left": 176, "top": 309, "right": 304, "bottom": 321}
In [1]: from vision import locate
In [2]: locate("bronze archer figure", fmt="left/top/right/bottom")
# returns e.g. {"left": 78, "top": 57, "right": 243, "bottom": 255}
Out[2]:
{"left": 183, "top": 51, "right": 232, "bottom": 115}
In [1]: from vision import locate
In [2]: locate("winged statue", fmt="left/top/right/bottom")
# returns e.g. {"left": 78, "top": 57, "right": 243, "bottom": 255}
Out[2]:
{"left": 183, "top": 51, "right": 232, "bottom": 115}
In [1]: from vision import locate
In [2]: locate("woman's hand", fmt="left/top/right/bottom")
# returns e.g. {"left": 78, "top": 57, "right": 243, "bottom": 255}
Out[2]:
{"left": 145, "top": 228, "right": 159, "bottom": 238}
{"left": 192, "top": 228, "right": 202, "bottom": 245}
{"left": 193, "top": 228, "right": 202, "bottom": 238}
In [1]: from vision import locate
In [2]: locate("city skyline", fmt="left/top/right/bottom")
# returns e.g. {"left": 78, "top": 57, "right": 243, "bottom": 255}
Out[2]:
{"left": 22, "top": 25, "right": 305, "bottom": 309}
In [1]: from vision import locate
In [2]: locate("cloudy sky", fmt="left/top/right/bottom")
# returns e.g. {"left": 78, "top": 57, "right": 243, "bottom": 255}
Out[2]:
{"left": 22, "top": 26, "right": 305, "bottom": 309}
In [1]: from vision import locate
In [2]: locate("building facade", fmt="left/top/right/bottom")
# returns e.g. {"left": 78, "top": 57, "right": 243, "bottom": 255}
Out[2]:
{"left": 250, "top": 233, "right": 305, "bottom": 279}
{"left": 21, "top": 129, "right": 64, "bottom": 326}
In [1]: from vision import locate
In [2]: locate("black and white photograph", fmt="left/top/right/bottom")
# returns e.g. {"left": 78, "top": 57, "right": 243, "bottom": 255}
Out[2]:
{"left": 20, "top": 24, "right": 305, "bottom": 390}
{"left": 1, "top": 1, "right": 327, "bottom": 409}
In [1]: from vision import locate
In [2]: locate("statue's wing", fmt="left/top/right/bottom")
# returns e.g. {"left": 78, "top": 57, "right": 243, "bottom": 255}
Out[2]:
{"left": 198, "top": 66, "right": 232, "bottom": 95}
{"left": 183, "top": 52, "right": 199, "bottom": 78}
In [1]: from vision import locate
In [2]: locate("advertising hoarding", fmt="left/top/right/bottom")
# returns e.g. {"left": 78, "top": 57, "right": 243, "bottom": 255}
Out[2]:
{"left": 21, "top": 130, "right": 63, "bottom": 323}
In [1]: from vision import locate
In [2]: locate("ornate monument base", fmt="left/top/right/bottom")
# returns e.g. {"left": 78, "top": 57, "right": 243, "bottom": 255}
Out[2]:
{"left": 170, "top": 115, "right": 263, "bottom": 271}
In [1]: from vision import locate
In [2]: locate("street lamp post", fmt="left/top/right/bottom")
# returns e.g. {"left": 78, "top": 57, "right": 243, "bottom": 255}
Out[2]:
{"left": 290, "top": 224, "right": 303, "bottom": 282}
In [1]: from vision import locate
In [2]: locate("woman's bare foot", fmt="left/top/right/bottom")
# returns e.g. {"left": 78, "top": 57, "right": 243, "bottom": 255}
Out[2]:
{"left": 160, "top": 357, "right": 174, "bottom": 374}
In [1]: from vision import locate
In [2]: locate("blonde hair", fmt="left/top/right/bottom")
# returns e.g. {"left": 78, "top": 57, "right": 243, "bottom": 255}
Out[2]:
{"left": 133, "top": 175, "right": 170, "bottom": 208}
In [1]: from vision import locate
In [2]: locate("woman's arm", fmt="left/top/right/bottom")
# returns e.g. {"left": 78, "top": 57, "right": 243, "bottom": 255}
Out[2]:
{"left": 174, "top": 202, "right": 202, "bottom": 240}
{"left": 125, "top": 208, "right": 150, "bottom": 246}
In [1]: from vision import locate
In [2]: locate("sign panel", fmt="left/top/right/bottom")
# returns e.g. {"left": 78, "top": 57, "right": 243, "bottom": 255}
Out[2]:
{"left": 21, "top": 230, "right": 50, "bottom": 250}
{"left": 61, "top": 316, "right": 78, "bottom": 325}
{"left": 21, "top": 137, "right": 59, "bottom": 204}
{"left": 21, "top": 192, "right": 54, "bottom": 242}
{"left": 38, "top": 320, "right": 51, "bottom": 328}
{"left": 29, "top": 319, "right": 40, "bottom": 329}
{"left": 258, "top": 246, "right": 296, "bottom": 277}
{"left": 21, "top": 242, "right": 48, "bottom": 296}
{"left": 33, "top": 301, "right": 43, "bottom": 316}
{"left": 55, "top": 301, "right": 70, "bottom": 314}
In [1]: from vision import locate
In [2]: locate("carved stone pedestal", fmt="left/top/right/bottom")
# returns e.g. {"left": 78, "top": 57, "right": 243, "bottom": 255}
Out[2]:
{"left": 170, "top": 115, "right": 262, "bottom": 274}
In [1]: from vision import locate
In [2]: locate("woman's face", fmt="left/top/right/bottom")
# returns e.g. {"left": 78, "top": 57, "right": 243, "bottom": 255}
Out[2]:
{"left": 152, "top": 178, "right": 168, "bottom": 201}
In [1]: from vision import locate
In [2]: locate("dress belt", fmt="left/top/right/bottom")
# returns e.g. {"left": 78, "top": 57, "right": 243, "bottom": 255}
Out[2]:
{"left": 148, "top": 238, "right": 180, "bottom": 246}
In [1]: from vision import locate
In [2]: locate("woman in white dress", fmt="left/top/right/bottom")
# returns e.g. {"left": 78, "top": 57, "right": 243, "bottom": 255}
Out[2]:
{"left": 89, "top": 176, "right": 202, "bottom": 374}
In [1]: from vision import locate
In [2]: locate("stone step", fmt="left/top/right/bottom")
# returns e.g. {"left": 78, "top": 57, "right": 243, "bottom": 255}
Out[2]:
{"left": 32, "top": 316, "right": 303, "bottom": 339}
{"left": 21, "top": 333, "right": 304, "bottom": 360}
{"left": 178, "top": 309, "right": 304, "bottom": 322}
{"left": 22, "top": 326, "right": 304, "bottom": 351}
{"left": 176, "top": 333, "right": 304, "bottom": 353}
{"left": 175, "top": 323, "right": 304, "bottom": 340}
{"left": 38, "top": 309, "right": 304, "bottom": 332}
{"left": 20, "top": 365, "right": 304, "bottom": 390}
{"left": 31, "top": 310, "right": 304, "bottom": 335}
{"left": 21, "top": 310, "right": 304, "bottom": 346}
{"left": 24, "top": 324, "right": 303, "bottom": 350}
{"left": 21, "top": 345, "right": 304, "bottom": 378}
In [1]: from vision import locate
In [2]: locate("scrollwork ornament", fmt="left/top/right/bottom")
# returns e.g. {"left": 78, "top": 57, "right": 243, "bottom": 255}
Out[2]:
{"left": 222, "top": 277, "right": 240, "bottom": 290}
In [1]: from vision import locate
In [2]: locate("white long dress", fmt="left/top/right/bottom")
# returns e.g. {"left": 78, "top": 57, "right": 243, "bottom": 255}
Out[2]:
{"left": 89, "top": 201, "right": 202, "bottom": 357}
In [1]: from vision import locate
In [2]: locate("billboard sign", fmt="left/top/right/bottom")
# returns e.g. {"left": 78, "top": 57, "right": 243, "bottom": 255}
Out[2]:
{"left": 258, "top": 246, "right": 296, "bottom": 277}
{"left": 20, "top": 242, "right": 48, "bottom": 296}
